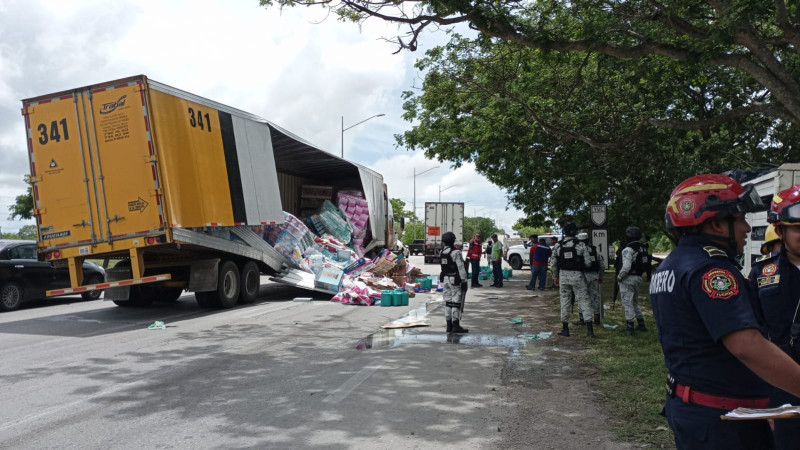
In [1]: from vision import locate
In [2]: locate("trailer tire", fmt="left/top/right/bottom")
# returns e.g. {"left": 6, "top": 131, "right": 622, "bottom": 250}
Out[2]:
{"left": 195, "top": 291, "right": 214, "bottom": 308}
{"left": 239, "top": 261, "right": 260, "bottom": 304}
{"left": 213, "top": 261, "right": 240, "bottom": 309}
{"left": 153, "top": 287, "right": 183, "bottom": 303}
{"left": 509, "top": 255, "right": 523, "bottom": 271}
{"left": 0, "top": 281, "right": 23, "bottom": 312}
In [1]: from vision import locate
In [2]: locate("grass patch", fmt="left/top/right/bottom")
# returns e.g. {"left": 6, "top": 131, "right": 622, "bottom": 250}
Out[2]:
{"left": 556, "top": 272, "right": 674, "bottom": 447}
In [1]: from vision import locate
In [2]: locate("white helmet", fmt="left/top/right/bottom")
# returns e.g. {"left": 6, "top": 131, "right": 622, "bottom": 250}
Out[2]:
{"left": 576, "top": 232, "right": 589, "bottom": 241}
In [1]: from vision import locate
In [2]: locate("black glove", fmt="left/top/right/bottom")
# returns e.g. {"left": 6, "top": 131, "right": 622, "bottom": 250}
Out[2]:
{"left": 460, "top": 281, "right": 468, "bottom": 294}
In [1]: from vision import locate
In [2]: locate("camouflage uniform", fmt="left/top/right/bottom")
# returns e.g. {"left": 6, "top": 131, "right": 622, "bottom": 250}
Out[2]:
{"left": 441, "top": 245, "right": 468, "bottom": 322}
{"left": 618, "top": 245, "right": 644, "bottom": 322}
{"left": 550, "top": 239, "right": 593, "bottom": 324}
{"left": 584, "top": 248, "right": 605, "bottom": 315}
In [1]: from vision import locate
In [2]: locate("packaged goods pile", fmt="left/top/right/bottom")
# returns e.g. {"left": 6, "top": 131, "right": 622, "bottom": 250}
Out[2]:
{"left": 262, "top": 185, "right": 425, "bottom": 304}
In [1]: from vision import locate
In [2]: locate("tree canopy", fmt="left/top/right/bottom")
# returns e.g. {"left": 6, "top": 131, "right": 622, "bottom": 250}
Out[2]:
{"left": 259, "top": 0, "right": 800, "bottom": 234}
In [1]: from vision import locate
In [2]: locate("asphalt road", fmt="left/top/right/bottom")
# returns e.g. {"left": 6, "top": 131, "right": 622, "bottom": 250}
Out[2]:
{"left": 0, "top": 255, "right": 626, "bottom": 449}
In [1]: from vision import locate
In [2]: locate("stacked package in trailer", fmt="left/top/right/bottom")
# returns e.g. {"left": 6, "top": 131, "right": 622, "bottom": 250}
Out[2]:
{"left": 21, "top": 75, "right": 395, "bottom": 308}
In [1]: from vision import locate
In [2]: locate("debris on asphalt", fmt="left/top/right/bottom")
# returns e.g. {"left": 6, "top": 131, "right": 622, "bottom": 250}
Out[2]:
{"left": 380, "top": 322, "right": 429, "bottom": 329}
{"left": 293, "top": 297, "right": 313, "bottom": 302}
{"left": 602, "top": 323, "right": 619, "bottom": 329}
{"left": 509, "top": 317, "right": 524, "bottom": 324}
{"left": 147, "top": 321, "right": 166, "bottom": 330}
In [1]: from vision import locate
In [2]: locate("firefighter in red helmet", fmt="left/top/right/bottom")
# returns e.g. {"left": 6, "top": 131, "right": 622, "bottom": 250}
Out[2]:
{"left": 751, "top": 184, "right": 800, "bottom": 449}
{"left": 652, "top": 174, "right": 800, "bottom": 449}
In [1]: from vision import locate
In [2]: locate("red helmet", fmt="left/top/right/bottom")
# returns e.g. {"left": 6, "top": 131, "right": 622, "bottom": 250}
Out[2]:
{"left": 768, "top": 184, "right": 800, "bottom": 225}
{"left": 665, "top": 174, "right": 765, "bottom": 229}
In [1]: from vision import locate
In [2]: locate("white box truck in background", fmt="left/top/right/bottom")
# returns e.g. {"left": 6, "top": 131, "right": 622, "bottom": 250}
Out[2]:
{"left": 423, "top": 202, "right": 464, "bottom": 263}
{"left": 743, "top": 163, "right": 800, "bottom": 274}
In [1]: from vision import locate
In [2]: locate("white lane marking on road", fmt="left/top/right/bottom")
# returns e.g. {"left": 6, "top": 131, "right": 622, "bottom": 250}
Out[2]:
{"left": 323, "top": 364, "right": 382, "bottom": 405}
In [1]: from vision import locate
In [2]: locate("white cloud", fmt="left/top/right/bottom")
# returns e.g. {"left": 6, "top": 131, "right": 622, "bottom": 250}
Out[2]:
{"left": 0, "top": 0, "right": 523, "bottom": 234}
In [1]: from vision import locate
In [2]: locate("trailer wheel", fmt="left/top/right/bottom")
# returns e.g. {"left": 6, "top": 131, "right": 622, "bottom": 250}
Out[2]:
{"left": 0, "top": 282, "right": 23, "bottom": 312}
{"left": 213, "top": 261, "right": 240, "bottom": 309}
{"left": 195, "top": 291, "right": 214, "bottom": 308}
{"left": 509, "top": 255, "right": 523, "bottom": 271}
{"left": 239, "top": 261, "right": 260, "bottom": 304}
{"left": 153, "top": 287, "right": 183, "bottom": 303}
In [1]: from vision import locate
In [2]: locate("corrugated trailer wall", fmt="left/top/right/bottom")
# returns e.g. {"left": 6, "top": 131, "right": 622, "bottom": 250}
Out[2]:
{"left": 146, "top": 80, "right": 285, "bottom": 228}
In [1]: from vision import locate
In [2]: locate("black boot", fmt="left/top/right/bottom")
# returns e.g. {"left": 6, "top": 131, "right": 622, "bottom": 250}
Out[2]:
{"left": 446, "top": 320, "right": 453, "bottom": 333}
{"left": 452, "top": 320, "right": 469, "bottom": 334}
{"left": 620, "top": 320, "right": 635, "bottom": 335}
{"left": 558, "top": 322, "right": 570, "bottom": 337}
{"left": 637, "top": 318, "right": 648, "bottom": 332}
{"left": 586, "top": 321, "right": 595, "bottom": 338}
{"left": 572, "top": 313, "right": 585, "bottom": 326}
{"left": 593, "top": 313, "right": 601, "bottom": 325}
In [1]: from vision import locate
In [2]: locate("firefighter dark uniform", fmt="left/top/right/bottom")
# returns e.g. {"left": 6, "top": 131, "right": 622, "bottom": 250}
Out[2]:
{"left": 653, "top": 173, "right": 777, "bottom": 449}
{"left": 440, "top": 231, "right": 468, "bottom": 334}
{"left": 751, "top": 251, "right": 800, "bottom": 449}
{"left": 652, "top": 235, "right": 772, "bottom": 448}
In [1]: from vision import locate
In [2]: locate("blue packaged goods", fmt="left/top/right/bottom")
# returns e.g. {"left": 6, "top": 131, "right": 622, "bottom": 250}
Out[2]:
{"left": 315, "top": 267, "right": 344, "bottom": 293}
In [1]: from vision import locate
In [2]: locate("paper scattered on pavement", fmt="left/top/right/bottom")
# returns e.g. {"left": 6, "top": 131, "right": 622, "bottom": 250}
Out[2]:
{"left": 293, "top": 297, "right": 312, "bottom": 302}
{"left": 602, "top": 323, "right": 619, "bottom": 329}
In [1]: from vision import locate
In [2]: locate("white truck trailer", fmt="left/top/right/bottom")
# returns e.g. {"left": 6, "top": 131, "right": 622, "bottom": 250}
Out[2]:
{"left": 743, "top": 163, "right": 800, "bottom": 274}
{"left": 423, "top": 202, "right": 464, "bottom": 263}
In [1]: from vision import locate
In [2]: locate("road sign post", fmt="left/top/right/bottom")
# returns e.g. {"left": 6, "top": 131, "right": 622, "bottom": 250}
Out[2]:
{"left": 590, "top": 204, "right": 608, "bottom": 318}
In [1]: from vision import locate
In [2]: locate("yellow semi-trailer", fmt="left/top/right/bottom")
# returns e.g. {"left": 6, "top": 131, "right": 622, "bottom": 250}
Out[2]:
{"left": 21, "top": 75, "right": 396, "bottom": 308}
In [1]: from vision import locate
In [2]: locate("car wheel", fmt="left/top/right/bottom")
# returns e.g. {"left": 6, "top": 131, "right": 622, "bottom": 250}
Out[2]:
{"left": 239, "top": 261, "right": 260, "bottom": 304}
{"left": 509, "top": 255, "right": 523, "bottom": 270}
{"left": 0, "top": 282, "right": 24, "bottom": 312}
{"left": 81, "top": 274, "right": 105, "bottom": 300}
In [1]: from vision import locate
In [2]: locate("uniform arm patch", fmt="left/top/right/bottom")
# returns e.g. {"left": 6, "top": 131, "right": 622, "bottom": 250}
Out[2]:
{"left": 701, "top": 268, "right": 739, "bottom": 299}
{"left": 702, "top": 246, "right": 728, "bottom": 258}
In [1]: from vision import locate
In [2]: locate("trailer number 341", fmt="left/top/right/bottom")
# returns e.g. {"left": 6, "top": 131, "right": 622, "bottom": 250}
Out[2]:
{"left": 37, "top": 118, "right": 70, "bottom": 145}
{"left": 188, "top": 108, "right": 212, "bottom": 133}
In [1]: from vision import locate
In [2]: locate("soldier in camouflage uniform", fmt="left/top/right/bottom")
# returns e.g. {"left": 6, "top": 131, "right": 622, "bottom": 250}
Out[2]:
{"left": 578, "top": 232, "right": 605, "bottom": 325}
{"left": 550, "top": 223, "right": 594, "bottom": 337}
{"left": 617, "top": 226, "right": 648, "bottom": 334}
{"left": 439, "top": 231, "right": 469, "bottom": 334}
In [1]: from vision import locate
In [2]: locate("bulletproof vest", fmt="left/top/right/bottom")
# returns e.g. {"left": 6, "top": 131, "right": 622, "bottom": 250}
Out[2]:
{"left": 626, "top": 242, "right": 649, "bottom": 275}
{"left": 556, "top": 238, "right": 585, "bottom": 271}
{"left": 440, "top": 247, "right": 458, "bottom": 275}
{"left": 585, "top": 244, "right": 600, "bottom": 272}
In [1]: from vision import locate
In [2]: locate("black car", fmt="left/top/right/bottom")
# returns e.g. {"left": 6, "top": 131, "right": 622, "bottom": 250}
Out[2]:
{"left": 409, "top": 239, "right": 426, "bottom": 256}
{"left": 0, "top": 240, "right": 106, "bottom": 312}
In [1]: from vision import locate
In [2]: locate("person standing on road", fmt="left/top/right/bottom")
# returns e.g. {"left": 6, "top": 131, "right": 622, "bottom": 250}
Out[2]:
{"left": 578, "top": 232, "right": 604, "bottom": 324}
{"left": 527, "top": 237, "right": 551, "bottom": 291}
{"left": 752, "top": 184, "right": 800, "bottom": 448}
{"left": 651, "top": 173, "right": 800, "bottom": 449}
{"left": 526, "top": 234, "right": 539, "bottom": 290}
{"left": 617, "top": 226, "right": 649, "bottom": 335}
{"left": 485, "top": 238, "right": 493, "bottom": 265}
{"left": 467, "top": 233, "right": 484, "bottom": 288}
{"left": 490, "top": 234, "right": 504, "bottom": 288}
{"left": 439, "top": 231, "right": 469, "bottom": 334}
{"left": 550, "top": 223, "right": 594, "bottom": 337}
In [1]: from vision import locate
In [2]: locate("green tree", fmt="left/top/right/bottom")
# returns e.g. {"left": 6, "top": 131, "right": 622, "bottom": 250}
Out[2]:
{"left": 8, "top": 182, "right": 33, "bottom": 221}
{"left": 260, "top": 0, "right": 800, "bottom": 231}
{"left": 512, "top": 218, "right": 548, "bottom": 240}
{"left": 464, "top": 216, "right": 502, "bottom": 243}
{"left": 16, "top": 224, "right": 37, "bottom": 240}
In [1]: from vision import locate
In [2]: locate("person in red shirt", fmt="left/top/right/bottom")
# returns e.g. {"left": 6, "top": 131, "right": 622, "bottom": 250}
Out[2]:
{"left": 527, "top": 236, "right": 551, "bottom": 290}
{"left": 466, "top": 233, "right": 484, "bottom": 287}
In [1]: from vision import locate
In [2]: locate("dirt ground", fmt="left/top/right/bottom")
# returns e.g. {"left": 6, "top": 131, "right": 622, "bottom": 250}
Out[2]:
{"left": 424, "top": 273, "right": 635, "bottom": 449}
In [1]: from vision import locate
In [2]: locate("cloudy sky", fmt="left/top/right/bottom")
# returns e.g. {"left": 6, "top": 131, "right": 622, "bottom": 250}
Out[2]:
{"left": 0, "top": 0, "right": 524, "bottom": 235}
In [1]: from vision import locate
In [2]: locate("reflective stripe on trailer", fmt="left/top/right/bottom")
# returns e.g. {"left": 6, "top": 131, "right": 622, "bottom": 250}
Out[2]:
{"left": 46, "top": 273, "right": 172, "bottom": 297}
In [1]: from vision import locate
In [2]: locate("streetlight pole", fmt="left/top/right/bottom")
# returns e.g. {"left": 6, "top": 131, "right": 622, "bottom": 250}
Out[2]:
{"left": 413, "top": 165, "right": 439, "bottom": 240}
{"left": 341, "top": 113, "right": 385, "bottom": 158}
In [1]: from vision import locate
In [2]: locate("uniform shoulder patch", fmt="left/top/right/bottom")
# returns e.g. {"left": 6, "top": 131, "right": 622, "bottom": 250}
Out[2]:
{"left": 701, "top": 268, "right": 740, "bottom": 299}
{"left": 702, "top": 246, "right": 728, "bottom": 258}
